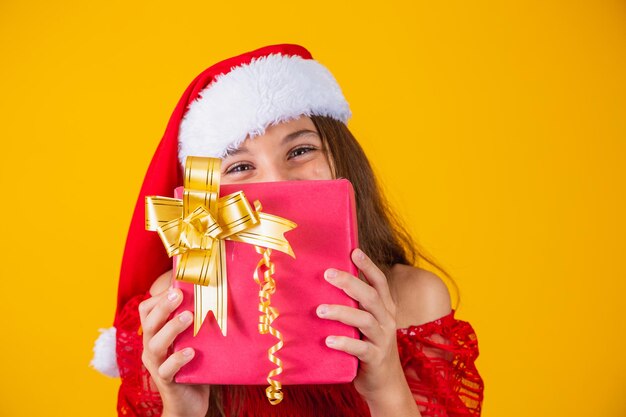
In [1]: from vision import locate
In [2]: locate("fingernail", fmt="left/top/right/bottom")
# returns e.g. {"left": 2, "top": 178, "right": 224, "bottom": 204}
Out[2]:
{"left": 178, "top": 311, "right": 193, "bottom": 323}
{"left": 167, "top": 289, "right": 179, "bottom": 302}
{"left": 354, "top": 248, "right": 366, "bottom": 261}
{"left": 181, "top": 347, "right": 194, "bottom": 357}
{"left": 325, "top": 269, "right": 337, "bottom": 280}
{"left": 317, "top": 305, "right": 328, "bottom": 317}
{"left": 326, "top": 336, "right": 336, "bottom": 347}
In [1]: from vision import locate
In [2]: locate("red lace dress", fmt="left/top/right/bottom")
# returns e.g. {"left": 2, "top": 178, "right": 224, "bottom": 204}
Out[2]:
{"left": 116, "top": 293, "right": 483, "bottom": 417}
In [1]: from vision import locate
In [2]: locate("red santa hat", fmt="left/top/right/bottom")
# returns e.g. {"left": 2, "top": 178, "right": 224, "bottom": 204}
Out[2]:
{"left": 91, "top": 44, "right": 351, "bottom": 376}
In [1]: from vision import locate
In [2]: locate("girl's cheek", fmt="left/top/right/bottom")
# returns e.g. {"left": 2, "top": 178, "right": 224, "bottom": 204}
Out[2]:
{"left": 295, "top": 154, "right": 332, "bottom": 180}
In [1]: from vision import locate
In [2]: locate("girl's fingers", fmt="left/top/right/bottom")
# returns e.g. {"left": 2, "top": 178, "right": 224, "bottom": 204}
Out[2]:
{"left": 141, "top": 288, "right": 183, "bottom": 339}
{"left": 138, "top": 288, "right": 197, "bottom": 383}
{"left": 138, "top": 291, "right": 165, "bottom": 323}
{"left": 325, "top": 336, "right": 374, "bottom": 362}
{"left": 157, "top": 348, "right": 196, "bottom": 382}
{"left": 317, "top": 304, "right": 382, "bottom": 341}
{"left": 324, "top": 269, "right": 395, "bottom": 329}
{"left": 147, "top": 310, "right": 194, "bottom": 359}
{"left": 351, "top": 249, "right": 395, "bottom": 314}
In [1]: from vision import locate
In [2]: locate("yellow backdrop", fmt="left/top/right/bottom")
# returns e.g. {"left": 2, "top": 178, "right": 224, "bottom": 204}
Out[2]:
{"left": 1, "top": 1, "right": 624, "bottom": 416}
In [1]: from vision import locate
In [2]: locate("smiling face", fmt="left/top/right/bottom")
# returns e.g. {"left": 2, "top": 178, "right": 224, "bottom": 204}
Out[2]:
{"left": 216, "top": 115, "right": 413, "bottom": 270}
{"left": 220, "top": 117, "right": 334, "bottom": 185}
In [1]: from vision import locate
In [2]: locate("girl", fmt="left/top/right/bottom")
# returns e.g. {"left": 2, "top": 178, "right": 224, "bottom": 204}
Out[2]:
{"left": 94, "top": 44, "right": 483, "bottom": 417}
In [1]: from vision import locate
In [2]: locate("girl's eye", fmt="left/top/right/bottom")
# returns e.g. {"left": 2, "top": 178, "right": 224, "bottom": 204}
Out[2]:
{"left": 288, "top": 146, "right": 317, "bottom": 159}
{"left": 225, "top": 163, "right": 254, "bottom": 174}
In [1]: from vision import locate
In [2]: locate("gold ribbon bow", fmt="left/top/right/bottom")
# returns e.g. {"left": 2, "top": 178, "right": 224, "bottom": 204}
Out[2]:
{"left": 145, "top": 156, "right": 296, "bottom": 336}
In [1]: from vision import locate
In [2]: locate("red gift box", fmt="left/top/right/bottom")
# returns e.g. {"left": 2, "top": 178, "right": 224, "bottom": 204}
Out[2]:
{"left": 171, "top": 179, "right": 359, "bottom": 385}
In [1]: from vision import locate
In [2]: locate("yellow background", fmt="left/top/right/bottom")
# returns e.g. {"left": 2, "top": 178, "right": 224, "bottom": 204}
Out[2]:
{"left": 1, "top": 1, "right": 624, "bottom": 416}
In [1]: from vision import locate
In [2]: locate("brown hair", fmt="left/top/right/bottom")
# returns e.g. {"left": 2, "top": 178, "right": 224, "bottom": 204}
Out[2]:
{"left": 313, "top": 115, "right": 415, "bottom": 270}
{"left": 206, "top": 115, "right": 454, "bottom": 417}
{"left": 313, "top": 116, "right": 455, "bottom": 279}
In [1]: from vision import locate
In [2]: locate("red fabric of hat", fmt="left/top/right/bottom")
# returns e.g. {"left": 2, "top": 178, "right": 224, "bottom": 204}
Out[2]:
{"left": 114, "top": 44, "right": 312, "bottom": 325}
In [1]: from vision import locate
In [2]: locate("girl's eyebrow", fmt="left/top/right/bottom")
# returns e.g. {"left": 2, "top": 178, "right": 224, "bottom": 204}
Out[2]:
{"left": 224, "top": 146, "right": 249, "bottom": 157}
{"left": 225, "top": 129, "right": 320, "bottom": 157}
{"left": 283, "top": 129, "right": 320, "bottom": 144}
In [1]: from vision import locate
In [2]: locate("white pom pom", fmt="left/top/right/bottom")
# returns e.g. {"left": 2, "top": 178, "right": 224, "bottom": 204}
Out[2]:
{"left": 90, "top": 327, "right": 120, "bottom": 377}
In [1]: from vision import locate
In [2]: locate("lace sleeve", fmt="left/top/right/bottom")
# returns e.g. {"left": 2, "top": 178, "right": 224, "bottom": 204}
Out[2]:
{"left": 397, "top": 311, "right": 483, "bottom": 417}
{"left": 116, "top": 292, "right": 164, "bottom": 417}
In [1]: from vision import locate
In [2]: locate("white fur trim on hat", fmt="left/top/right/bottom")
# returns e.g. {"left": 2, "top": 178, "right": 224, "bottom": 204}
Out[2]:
{"left": 91, "top": 327, "right": 119, "bottom": 377}
{"left": 178, "top": 53, "right": 351, "bottom": 165}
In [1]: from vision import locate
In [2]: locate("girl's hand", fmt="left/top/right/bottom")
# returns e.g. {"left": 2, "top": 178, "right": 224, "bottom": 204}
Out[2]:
{"left": 317, "top": 249, "right": 420, "bottom": 415}
{"left": 139, "top": 285, "right": 210, "bottom": 417}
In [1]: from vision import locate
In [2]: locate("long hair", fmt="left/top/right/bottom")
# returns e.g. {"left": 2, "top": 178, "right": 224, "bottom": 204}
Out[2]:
{"left": 206, "top": 115, "right": 454, "bottom": 417}
{"left": 312, "top": 115, "right": 414, "bottom": 270}
{"left": 313, "top": 116, "right": 455, "bottom": 278}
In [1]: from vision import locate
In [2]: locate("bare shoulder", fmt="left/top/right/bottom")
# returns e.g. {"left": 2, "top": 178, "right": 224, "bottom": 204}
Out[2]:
{"left": 388, "top": 264, "right": 452, "bottom": 328}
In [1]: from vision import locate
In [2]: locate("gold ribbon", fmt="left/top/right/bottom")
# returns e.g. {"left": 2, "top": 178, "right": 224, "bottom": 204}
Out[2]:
{"left": 145, "top": 156, "right": 296, "bottom": 337}
{"left": 253, "top": 201, "right": 285, "bottom": 404}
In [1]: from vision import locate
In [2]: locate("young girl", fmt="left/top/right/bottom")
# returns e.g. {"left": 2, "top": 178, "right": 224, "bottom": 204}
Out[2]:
{"left": 95, "top": 44, "right": 483, "bottom": 417}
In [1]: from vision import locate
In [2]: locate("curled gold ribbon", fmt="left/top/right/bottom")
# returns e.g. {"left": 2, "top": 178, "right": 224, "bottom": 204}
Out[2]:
{"left": 252, "top": 201, "right": 285, "bottom": 405}
{"left": 145, "top": 156, "right": 296, "bottom": 337}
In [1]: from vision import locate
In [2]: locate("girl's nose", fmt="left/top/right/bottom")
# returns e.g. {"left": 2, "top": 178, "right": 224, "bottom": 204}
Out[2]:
{"left": 258, "top": 162, "right": 296, "bottom": 182}
{"left": 260, "top": 168, "right": 292, "bottom": 183}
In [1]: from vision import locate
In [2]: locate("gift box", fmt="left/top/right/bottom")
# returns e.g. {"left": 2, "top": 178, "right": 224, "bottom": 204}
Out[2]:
{"left": 171, "top": 179, "right": 360, "bottom": 385}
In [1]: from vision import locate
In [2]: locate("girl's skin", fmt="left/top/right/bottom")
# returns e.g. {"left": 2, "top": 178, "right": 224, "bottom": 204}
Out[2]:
{"left": 139, "top": 116, "right": 452, "bottom": 417}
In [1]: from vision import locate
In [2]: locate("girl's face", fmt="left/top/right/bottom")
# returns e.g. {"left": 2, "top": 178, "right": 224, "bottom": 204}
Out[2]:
{"left": 220, "top": 116, "right": 333, "bottom": 185}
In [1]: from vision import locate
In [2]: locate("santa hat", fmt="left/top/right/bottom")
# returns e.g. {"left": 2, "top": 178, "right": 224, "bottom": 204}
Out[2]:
{"left": 91, "top": 44, "right": 351, "bottom": 376}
